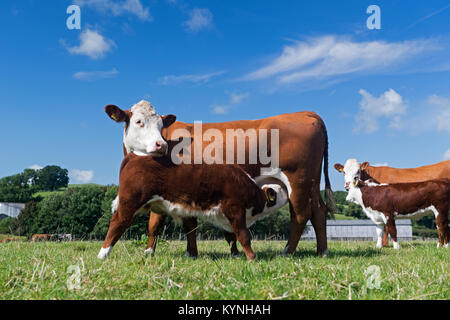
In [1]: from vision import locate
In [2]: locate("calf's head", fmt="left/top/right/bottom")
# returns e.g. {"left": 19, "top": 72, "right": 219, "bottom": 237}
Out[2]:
{"left": 105, "top": 100, "right": 176, "bottom": 157}
{"left": 334, "top": 159, "right": 369, "bottom": 191}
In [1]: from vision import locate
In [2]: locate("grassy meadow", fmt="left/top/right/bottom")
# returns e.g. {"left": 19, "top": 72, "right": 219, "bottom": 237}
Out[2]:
{"left": 0, "top": 240, "right": 448, "bottom": 300}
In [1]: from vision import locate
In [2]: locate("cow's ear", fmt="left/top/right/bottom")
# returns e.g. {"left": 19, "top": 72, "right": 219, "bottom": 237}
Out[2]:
{"left": 162, "top": 114, "right": 176, "bottom": 128}
{"left": 105, "top": 105, "right": 129, "bottom": 123}
{"left": 334, "top": 163, "right": 344, "bottom": 172}
{"left": 263, "top": 187, "right": 277, "bottom": 207}
{"left": 360, "top": 162, "right": 370, "bottom": 170}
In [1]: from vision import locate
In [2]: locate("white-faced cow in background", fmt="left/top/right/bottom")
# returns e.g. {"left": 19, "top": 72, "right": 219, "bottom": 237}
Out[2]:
{"left": 105, "top": 100, "right": 336, "bottom": 258}
{"left": 335, "top": 159, "right": 450, "bottom": 246}
{"left": 338, "top": 159, "right": 449, "bottom": 249}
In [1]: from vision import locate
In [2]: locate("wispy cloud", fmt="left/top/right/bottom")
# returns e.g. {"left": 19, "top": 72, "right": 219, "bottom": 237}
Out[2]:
{"left": 244, "top": 36, "right": 443, "bottom": 85}
{"left": 69, "top": 169, "right": 94, "bottom": 183}
{"left": 354, "top": 88, "right": 407, "bottom": 134}
{"left": 28, "top": 164, "right": 43, "bottom": 170}
{"left": 62, "top": 29, "right": 116, "bottom": 59}
{"left": 211, "top": 92, "right": 250, "bottom": 115}
{"left": 73, "top": 68, "right": 119, "bottom": 81}
{"left": 74, "top": 0, "right": 152, "bottom": 21}
{"left": 183, "top": 8, "right": 213, "bottom": 32}
{"left": 407, "top": 4, "right": 450, "bottom": 29}
{"left": 444, "top": 149, "right": 450, "bottom": 161}
{"left": 157, "top": 70, "right": 226, "bottom": 86}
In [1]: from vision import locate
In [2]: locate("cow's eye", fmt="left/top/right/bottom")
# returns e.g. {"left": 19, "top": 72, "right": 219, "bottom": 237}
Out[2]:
{"left": 136, "top": 120, "right": 142, "bottom": 125}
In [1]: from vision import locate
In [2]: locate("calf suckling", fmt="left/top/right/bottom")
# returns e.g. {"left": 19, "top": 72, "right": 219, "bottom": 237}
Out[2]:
{"left": 345, "top": 177, "right": 450, "bottom": 249}
{"left": 98, "top": 153, "right": 288, "bottom": 261}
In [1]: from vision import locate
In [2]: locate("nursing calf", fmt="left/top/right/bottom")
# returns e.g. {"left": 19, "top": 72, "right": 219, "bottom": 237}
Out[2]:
{"left": 98, "top": 153, "right": 287, "bottom": 261}
{"left": 346, "top": 178, "right": 450, "bottom": 249}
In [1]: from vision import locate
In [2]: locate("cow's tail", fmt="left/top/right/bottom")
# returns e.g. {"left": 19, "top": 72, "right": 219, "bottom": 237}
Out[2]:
{"left": 322, "top": 122, "right": 336, "bottom": 219}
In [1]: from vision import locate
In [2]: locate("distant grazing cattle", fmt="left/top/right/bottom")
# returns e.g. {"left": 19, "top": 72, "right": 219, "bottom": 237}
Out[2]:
{"left": 341, "top": 161, "right": 449, "bottom": 249}
{"left": 335, "top": 159, "right": 450, "bottom": 246}
{"left": 31, "top": 234, "right": 53, "bottom": 242}
{"left": 98, "top": 153, "right": 288, "bottom": 260}
{"left": 105, "top": 100, "right": 335, "bottom": 257}
{"left": 0, "top": 237, "right": 19, "bottom": 243}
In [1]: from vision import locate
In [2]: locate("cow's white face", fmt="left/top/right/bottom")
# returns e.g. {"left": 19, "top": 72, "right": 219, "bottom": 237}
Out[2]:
{"left": 335, "top": 158, "right": 362, "bottom": 191}
{"left": 105, "top": 100, "right": 176, "bottom": 157}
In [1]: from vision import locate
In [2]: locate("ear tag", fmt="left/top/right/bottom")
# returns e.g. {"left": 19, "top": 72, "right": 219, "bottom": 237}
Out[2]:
{"left": 111, "top": 114, "right": 118, "bottom": 121}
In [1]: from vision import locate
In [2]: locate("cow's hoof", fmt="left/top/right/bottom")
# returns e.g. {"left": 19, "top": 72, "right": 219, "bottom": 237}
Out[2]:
{"left": 144, "top": 248, "right": 154, "bottom": 256}
{"left": 231, "top": 253, "right": 240, "bottom": 259}
{"left": 393, "top": 242, "right": 400, "bottom": 250}
{"left": 97, "top": 246, "right": 111, "bottom": 259}
{"left": 319, "top": 249, "right": 329, "bottom": 257}
{"left": 185, "top": 251, "right": 198, "bottom": 259}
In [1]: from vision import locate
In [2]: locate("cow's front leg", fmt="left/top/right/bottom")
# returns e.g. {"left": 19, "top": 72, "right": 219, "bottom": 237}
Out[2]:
{"left": 98, "top": 207, "right": 136, "bottom": 259}
{"left": 381, "top": 225, "right": 389, "bottom": 247}
{"left": 385, "top": 218, "right": 400, "bottom": 249}
{"left": 182, "top": 217, "right": 198, "bottom": 258}
{"left": 375, "top": 225, "right": 385, "bottom": 249}
{"left": 435, "top": 207, "right": 449, "bottom": 248}
{"left": 223, "top": 231, "right": 239, "bottom": 257}
{"left": 145, "top": 212, "right": 166, "bottom": 256}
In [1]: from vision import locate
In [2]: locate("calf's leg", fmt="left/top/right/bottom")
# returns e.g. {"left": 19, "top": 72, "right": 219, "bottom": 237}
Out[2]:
{"left": 224, "top": 231, "right": 239, "bottom": 257}
{"left": 228, "top": 213, "right": 256, "bottom": 261}
{"left": 385, "top": 218, "right": 400, "bottom": 249}
{"left": 381, "top": 226, "right": 389, "bottom": 247}
{"left": 435, "top": 206, "right": 449, "bottom": 248}
{"left": 182, "top": 217, "right": 199, "bottom": 258}
{"left": 375, "top": 225, "right": 385, "bottom": 249}
{"left": 145, "top": 212, "right": 166, "bottom": 255}
{"left": 98, "top": 206, "right": 136, "bottom": 259}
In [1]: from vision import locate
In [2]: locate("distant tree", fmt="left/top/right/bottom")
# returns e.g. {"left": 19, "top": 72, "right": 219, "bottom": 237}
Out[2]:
{"left": 35, "top": 166, "right": 69, "bottom": 191}
{"left": 0, "top": 174, "right": 34, "bottom": 202}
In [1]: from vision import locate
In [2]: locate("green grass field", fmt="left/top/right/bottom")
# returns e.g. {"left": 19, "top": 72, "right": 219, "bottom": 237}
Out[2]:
{"left": 0, "top": 240, "right": 448, "bottom": 300}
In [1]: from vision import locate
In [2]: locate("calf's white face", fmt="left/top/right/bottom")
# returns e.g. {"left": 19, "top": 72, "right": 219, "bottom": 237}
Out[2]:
{"left": 105, "top": 100, "right": 176, "bottom": 157}
{"left": 334, "top": 158, "right": 365, "bottom": 190}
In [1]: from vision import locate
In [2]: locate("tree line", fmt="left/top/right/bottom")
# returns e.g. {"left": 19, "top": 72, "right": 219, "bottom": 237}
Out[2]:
{"left": 0, "top": 167, "right": 437, "bottom": 239}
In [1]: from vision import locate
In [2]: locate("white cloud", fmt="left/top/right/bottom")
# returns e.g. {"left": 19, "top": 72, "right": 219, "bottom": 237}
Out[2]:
{"left": 157, "top": 70, "right": 225, "bottom": 86}
{"left": 211, "top": 105, "right": 229, "bottom": 115}
{"left": 62, "top": 29, "right": 115, "bottom": 59}
{"left": 427, "top": 94, "right": 450, "bottom": 133}
{"left": 184, "top": 8, "right": 213, "bottom": 32}
{"left": 354, "top": 88, "right": 407, "bottom": 134}
{"left": 244, "top": 36, "right": 441, "bottom": 84}
{"left": 210, "top": 92, "right": 250, "bottom": 115}
{"left": 75, "top": 0, "right": 152, "bottom": 21}
{"left": 230, "top": 93, "right": 249, "bottom": 104}
{"left": 28, "top": 164, "right": 43, "bottom": 170}
{"left": 73, "top": 68, "right": 119, "bottom": 81}
{"left": 70, "top": 169, "right": 94, "bottom": 183}
{"left": 444, "top": 149, "right": 450, "bottom": 160}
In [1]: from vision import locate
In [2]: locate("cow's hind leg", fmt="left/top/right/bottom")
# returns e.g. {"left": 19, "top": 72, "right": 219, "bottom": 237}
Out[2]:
{"left": 98, "top": 205, "right": 137, "bottom": 259}
{"left": 224, "top": 231, "right": 239, "bottom": 257}
{"left": 145, "top": 212, "right": 166, "bottom": 256}
{"left": 182, "top": 217, "right": 199, "bottom": 258}
{"left": 381, "top": 225, "right": 389, "bottom": 247}
{"left": 385, "top": 218, "right": 400, "bottom": 249}
{"left": 310, "top": 194, "right": 329, "bottom": 256}
{"left": 283, "top": 190, "right": 312, "bottom": 256}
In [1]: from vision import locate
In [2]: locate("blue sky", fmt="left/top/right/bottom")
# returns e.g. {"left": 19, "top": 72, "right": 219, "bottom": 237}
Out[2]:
{"left": 0, "top": 0, "right": 449, "bottom": 190}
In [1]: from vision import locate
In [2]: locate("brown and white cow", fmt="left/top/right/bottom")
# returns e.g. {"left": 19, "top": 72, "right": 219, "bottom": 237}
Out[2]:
{"left": 98, "top": 153, "right": 288, "bottom": 260}
{"left": 334, "top": 159, "right": 450, "bottom": 245}
{"left": 343, "top": 164, "right": 449, "bottom": 249}
{"left": 31, "top": 234, "right": 53, "bottom": 242}
{"left": 105, "top": 100, "right": 335, "bottom": 257}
